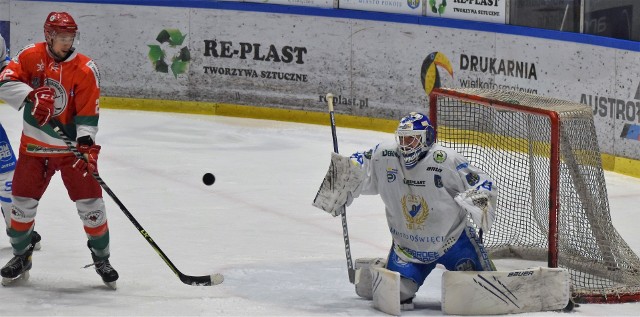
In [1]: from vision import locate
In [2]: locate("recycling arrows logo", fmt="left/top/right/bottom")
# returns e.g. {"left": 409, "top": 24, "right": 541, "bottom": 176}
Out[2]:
{"left": 148, "top": 29, "right": 190, "bottom": 78}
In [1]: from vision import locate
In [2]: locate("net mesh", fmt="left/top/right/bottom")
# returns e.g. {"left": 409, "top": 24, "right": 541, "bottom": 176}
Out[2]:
{"left": 432, "top": 88, "right": 640, "bottom": 303}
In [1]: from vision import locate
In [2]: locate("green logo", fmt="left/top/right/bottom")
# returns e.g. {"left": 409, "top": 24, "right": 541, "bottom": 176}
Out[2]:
{"left": 429, "top": 0, "right": 447, "bottom": 16}
{"left": 148, "top": 29, "right": 190, "bottom": 78}
{"left": 433, "top": 150, "right": 447, "bottom": 163}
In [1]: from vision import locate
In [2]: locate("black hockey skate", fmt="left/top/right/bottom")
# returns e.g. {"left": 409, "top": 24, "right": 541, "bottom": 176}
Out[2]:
{"left": 32, "top": 231, "right": 42, "bottom": 251}
{"left": 87, "top": 245, "right": 119, "bottom": 290}
{"left": 1, "top": 247, "right": 33, "bottom": 286}
{"left": 400, "top": 296, "right": 415, "bottom": 311}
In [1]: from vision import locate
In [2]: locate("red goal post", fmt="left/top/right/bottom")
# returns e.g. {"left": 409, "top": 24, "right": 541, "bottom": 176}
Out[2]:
{"left": 428, "top": 87, "right": 640, "bottom": 303}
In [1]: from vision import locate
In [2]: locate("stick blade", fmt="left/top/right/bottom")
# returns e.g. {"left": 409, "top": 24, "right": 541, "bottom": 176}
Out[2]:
{"left": 180, "top": 273, "right": 224, "bottom": 286}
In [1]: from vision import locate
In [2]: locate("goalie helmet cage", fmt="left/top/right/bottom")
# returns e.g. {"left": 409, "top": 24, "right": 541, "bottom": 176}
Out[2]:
{"left": 429, "top": 87, "right": 640, "bottom": 304}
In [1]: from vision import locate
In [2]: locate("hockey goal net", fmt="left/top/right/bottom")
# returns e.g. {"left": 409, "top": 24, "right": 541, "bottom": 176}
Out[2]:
{"left": 429, "top": 87, "right": 640, "bottom": 303}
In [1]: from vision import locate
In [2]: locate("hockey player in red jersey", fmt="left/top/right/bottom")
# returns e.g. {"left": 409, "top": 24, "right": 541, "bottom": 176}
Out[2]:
{"left": 0, "top": 12, "right": 118, "bottom": 288}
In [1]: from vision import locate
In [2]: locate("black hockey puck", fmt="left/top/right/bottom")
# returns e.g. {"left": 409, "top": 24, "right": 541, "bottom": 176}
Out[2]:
{"left": 203, "top": 173, "right": 215, "bottom": 186}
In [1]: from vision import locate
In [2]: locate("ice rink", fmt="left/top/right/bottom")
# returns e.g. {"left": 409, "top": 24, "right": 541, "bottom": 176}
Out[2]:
{"left": 1, "top": 106, "right": 640, "bottom": 316}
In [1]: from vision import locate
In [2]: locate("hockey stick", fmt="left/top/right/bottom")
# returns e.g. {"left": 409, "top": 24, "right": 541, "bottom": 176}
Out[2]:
{"left": 48, "top": 120, "right": 223, "bottom": 286}
{"left": 325, "top": 93, "right": 356, "bottom": 284}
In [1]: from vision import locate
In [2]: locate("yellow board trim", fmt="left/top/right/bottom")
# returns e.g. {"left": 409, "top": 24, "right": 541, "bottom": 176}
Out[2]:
{"left": 101, "top": 96, "right": 640, "bottom": 178}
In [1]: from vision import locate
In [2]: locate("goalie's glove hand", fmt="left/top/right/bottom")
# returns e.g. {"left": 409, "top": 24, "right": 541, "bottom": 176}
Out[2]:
{"left": 329, "top": 192, "right": 354, "bottom": 217}
{"left": 73, "top": 138, "right": 101, "bottom": 177}
{"left": 454, "top": 189, "right": 495, "bottom": 232}
{"left": 28, "top": 86, "right": 56, "bottom": 126}
{"left": 312, "top": 152, "right": 364, "bottom": 217}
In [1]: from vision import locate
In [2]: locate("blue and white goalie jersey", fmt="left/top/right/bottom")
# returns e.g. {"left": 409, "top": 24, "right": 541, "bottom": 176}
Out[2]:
{"left": 350, "top": 142, "right": 497, "bottom": 264}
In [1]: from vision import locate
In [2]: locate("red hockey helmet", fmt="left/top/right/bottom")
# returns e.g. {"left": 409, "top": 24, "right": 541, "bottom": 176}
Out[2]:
{"left": 44, "top": 12, "right": 78, "bottom": 38}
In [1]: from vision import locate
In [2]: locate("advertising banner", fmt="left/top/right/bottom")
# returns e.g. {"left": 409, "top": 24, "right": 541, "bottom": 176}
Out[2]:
{"left": 7, "top": 1, "right": 640, "bottom": 160}
{"left": 425, "top": 0, "right": 506, "bottom": 24}
{"left": 244, "top": 0, "right": 334, "bottom": 8}
{"left": 339, "top": 0, "right": 423, "bottom": 16}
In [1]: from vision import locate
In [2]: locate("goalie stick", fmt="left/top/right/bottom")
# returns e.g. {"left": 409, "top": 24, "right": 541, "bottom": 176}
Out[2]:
{"left": 325, "top": 93, "right": 356, "bottom": 284}
{"left": 49, "top": 120, "right": 223, "bottom": 286}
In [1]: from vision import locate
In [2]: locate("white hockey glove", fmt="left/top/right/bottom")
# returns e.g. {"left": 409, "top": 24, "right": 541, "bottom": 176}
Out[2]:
{"left": 454, "top": 189, "right": 495, "bottom": 232}
{"left": 312, "top": 152, "right": 365, "bottom": 217}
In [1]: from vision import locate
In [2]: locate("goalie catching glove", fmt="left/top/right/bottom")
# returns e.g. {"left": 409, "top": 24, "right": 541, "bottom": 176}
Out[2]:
{"left": 312, "top": 152, "right": 365, "bottom": 216}
{"left": 454, "top": 189, "right": 496, "bottom": 232}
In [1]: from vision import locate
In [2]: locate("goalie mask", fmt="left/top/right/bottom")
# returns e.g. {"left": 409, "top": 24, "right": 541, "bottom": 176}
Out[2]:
{"left": 395, "top": 112, "right": 436, "bottom": 169}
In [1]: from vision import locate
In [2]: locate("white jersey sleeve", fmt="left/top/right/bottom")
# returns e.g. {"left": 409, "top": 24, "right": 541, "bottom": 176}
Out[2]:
{"left": 0, "top": 35, "right": 9, "bottom": 70}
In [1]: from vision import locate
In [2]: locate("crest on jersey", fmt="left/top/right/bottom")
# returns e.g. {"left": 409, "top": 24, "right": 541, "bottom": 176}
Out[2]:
{"left": 83, "top": 209, "right": 105, "bottom": 226}
{"left": 466, "top": 172, "right": 480, "bottom": 186}
{"left": 401, "top": 194, "right": 429, "bottom": 230}
{"left": 434, "top": 174, "right": 443, "bottom": 188}
{"left": 433, "top": 150, "right": 447, "bottom": 163}
{"left": 44, "top": 78, "right": 67, "bottom": 116}
{"left": 387, "top": 168, "right": 398, "bottom": 182}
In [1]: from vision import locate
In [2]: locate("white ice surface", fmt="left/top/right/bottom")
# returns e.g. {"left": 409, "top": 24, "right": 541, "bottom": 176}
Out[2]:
{"left": 1, "top": 106, "right": 640, "bottom": 316}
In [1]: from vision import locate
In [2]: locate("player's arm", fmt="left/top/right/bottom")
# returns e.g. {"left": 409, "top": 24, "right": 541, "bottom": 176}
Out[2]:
{"left": 70, "top": 60, "right": 101, "bottom": 177}
{"left": 452, "top": 154, "right": 498, "bottom": 232}
{"left": 73, "top": 59, "right": 101, "bottom": 142}
{"left": 0, "top": 44, "right": 39, "bottom": 111}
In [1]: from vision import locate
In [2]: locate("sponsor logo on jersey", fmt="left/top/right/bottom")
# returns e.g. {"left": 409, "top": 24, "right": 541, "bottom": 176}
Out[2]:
{"left": 86, "top": 60, "right": 100, "bottom": 88}
{"left": 0, "top": 142, "right": 13, "bottom": 161}
{"left": 456, "top": 162, "right": 468, "bottom": 170}
{"left": 426, "top": 166, "right": 442, "bottom": 172}
{"left": 433, "top": 150, "right": 447, "bottom": 163}
{"left": 434, "top": 174, "right": 443, "bottom": 188}
{"left": 25, "top": 143, "right": 70, "bottom": 154}
{"left": 466, "top": 172, "right": 480, "bottom": 186}
{"left": 382, "top": 149, "right": 399, "bottom": 157}
{"left": 401, "top": 194, "right": 429, "bottom": 230}
{"left": 390, "top": 249, "right": 411, "bottom": 267}
{"left": 403, "top": 178, "right": 426, "bottom": 187}
{"left": 390, "top": 228, "right": 444, "bottom": 244}
{"left": 387, "top": 168, "right": 398, "bottom": 182}
{"left": 397, "top": 245, "right": 440, "bottom": 262}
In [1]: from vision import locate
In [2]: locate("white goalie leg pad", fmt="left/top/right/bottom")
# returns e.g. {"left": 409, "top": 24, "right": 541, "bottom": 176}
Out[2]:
{"left": 372, "top": 267, "right": 401, "bottom": 316}
{"left": 312, "top": 152, "right": 364, "bottom": 216}
{"left": 0, "top": 170, "right": 14, "bottom": 228}
{"left": 441, "top": 267, "right": 570, "bottom": 315}
{"left": 355, "top": 257, "right": 386, "bottom": 300}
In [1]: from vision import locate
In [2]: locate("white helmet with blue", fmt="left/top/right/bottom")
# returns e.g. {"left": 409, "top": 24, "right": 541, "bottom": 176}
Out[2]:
{"left": 395, "top": 112, "right": 436, "bottom": 169}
